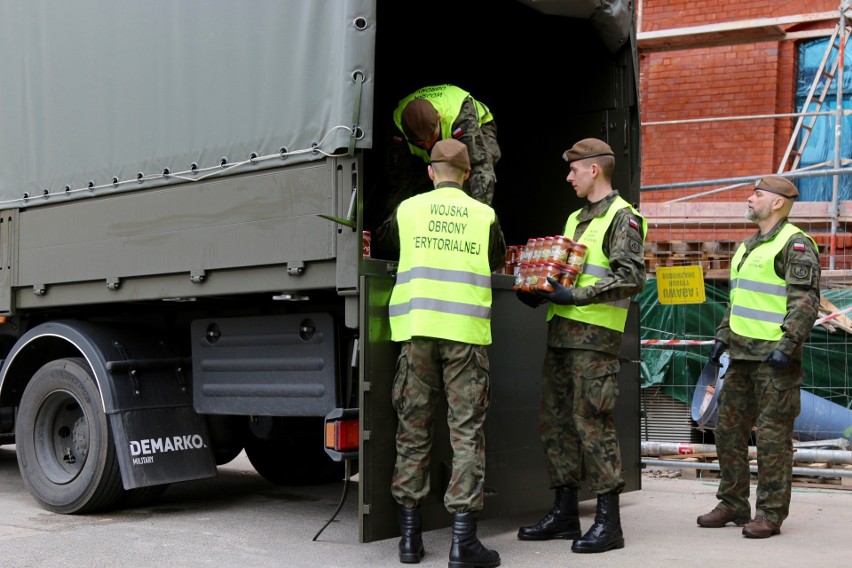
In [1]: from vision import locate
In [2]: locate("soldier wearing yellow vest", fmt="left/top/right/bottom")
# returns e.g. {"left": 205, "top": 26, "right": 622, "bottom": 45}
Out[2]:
{"left": 515, "top": 138, "right": 646, "bottom": 554}
{"left": 697, "top": 176, "right": 820, "bottom": 539}
{"left": 385, "top": 139, "right": 505, "bottom": 567}
{"left": 379, "top": 85, "right": 500, "bottom": 231}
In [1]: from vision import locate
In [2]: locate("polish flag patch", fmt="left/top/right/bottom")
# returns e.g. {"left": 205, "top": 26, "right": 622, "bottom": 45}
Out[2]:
{"left": 452, "top": 127, "right": 463, "bottom": 139}
{"left": 392, "top": 135, "right": 404, "bottom": 145}
{"left": 793, "top": 242, "right": 806, "bottom": 252}
{"left": 629, "top": 218, "right": 639, "bottom": 230}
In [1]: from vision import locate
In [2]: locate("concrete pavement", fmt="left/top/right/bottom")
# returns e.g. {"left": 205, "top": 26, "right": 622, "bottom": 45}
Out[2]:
{"left": 1, "top": 446, "right": 850, "bottom": 567}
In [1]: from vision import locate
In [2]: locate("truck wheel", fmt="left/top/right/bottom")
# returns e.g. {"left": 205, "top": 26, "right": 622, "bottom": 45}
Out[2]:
{"left": 15, "top": 358, "right": 125, "bottom": 514}
{"left": 244, "top": 417, "right": 343, "bottom": 485}
{"left": 205, "top": 415, "right": 247, "bottom": 466}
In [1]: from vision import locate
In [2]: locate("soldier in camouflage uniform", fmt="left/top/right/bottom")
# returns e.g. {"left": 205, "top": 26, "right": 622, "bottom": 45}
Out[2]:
{"left": 697, "top": 175, "right": 820, "bottom": 539}
{"left": 385, "top": 139, "right": 505, "bottom": 567}
{"left": 378, "top": 85, "right": 500, "bottom": 235}
{"left": 515, "top": 139, "right": 646, "bottom": 554}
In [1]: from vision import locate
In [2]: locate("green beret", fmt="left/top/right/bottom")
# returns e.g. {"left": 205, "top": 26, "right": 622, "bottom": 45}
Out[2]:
{"left": 401, "top": 98, "right": 438, "bottom": 142}
{"left": 431, "top": 139, "right": 470, "bottom": 172}
{"left": 562, "top": 138, "right": 614, "bottom": 163}
{"left": 755, "top": 176, "right": 799, "bottom": 199}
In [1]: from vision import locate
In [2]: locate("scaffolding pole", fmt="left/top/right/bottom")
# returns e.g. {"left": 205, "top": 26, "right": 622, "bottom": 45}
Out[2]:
{"left": 640, "top": 3, "right": 852, "bottom": 274}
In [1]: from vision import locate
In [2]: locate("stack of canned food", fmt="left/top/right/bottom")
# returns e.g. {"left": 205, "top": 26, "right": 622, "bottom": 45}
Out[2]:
{"left": 505, "top": 236, "right": 587, "bottom": 293}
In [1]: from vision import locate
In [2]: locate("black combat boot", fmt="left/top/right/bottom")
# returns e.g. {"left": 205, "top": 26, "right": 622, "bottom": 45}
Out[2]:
{"left": 571, "top": 492, "right": 625, "bottom": 553}
{"left": 398, "top": 505, "right": 425, "bottom": 563}
{"left": 517, "top": 485, "right": 581, "bottom": 540}
{"left": 448, "top": 512, "right": 501, "bottom": 568}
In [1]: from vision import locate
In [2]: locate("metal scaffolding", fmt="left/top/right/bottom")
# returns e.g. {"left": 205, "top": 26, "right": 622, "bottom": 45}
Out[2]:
{"left": 639, "top": 1, "right": 852, "bottom": 273}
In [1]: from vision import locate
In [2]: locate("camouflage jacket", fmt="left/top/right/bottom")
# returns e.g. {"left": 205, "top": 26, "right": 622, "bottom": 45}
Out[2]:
{"left": 547, "top": 191, "right": 647, "bottom": 355}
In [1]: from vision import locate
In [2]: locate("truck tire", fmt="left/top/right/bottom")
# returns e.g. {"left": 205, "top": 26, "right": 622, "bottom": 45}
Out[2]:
{"left": 205, "top": 415, "right": 247, "bottom": 466}
{"left": 15, "top": 358, "right": 125, "bottom": 514}
{"left": 244, "top": 417, "right": 344, "bottom": 485}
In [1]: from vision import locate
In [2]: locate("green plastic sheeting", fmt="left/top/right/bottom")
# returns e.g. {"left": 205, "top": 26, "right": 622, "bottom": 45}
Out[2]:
{"left": 638, "top": 279, "right": 852, "bottom": 410}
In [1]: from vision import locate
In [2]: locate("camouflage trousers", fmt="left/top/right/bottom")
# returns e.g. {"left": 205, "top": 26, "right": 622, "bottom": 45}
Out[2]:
{"left": 390, "top": 338, "right": 491, "bottom": 513}
{"left": 715, "top": 359, "right": 802, "bottom": 526}
{"left": 538, "top": 347, "right": 624, "bottom": 494}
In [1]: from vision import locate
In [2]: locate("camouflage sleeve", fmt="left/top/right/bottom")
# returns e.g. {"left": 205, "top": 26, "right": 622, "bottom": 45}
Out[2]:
{"left": 488, "top": 214, "right": 507, "bottom": 272}
{"left": 776, "top": 234, "right": 821, "bottom": 355}
{"left": 716, "top": 310, "right": 732, "bottom": 346}
{"left": 452, "top": 97, "right": 499, "bottom": 206}
{"left": 573, "top": 208, "right": 647, "bottom": 305}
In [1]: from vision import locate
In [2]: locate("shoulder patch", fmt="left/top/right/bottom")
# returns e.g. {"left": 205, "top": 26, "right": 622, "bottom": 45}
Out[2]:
{"left": 793, "top": 241, "right": 806, "bottom": 252}
{"left": 629, "top": 217, "right": 639, "bottom": 230}
{"left": 791, "top": 263, "right": 811, "bottom": 281}
{"left": 629, "top": 238, "right": 642, "bottom": 253}
{"left": 452, "top": 127, "right": 463, "bottom": 139}
{"left": 392, "top": 135, "right": 404, "bottom": 145}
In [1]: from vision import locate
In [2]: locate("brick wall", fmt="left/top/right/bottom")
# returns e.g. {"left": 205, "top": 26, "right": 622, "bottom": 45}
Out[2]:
{"left": 639, "top": 0, "right": 838, "bottom": 203}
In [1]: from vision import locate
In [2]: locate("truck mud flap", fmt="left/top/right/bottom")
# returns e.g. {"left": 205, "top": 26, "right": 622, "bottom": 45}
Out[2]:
{"left": 110, "top": 406, "right": 217, "bottom": 489}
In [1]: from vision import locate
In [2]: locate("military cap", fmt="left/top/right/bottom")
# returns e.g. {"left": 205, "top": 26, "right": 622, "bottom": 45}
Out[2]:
{"left": 755, "top": 175, "right": 799, "bottom": 199}
{"left": 430, "top": 139, "right": 470, "bottom": 172}
{"left": 562, "top": 138, "right": 614, "bottom": 163}
{"left": 401, "top": 98, "right": 438, "bottom": 142}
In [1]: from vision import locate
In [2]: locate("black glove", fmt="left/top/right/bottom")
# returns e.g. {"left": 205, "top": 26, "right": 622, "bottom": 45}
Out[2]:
{"left": 764, "top": 348, "right": 792, "bottom": 369}
{"left": 516, "top": 289, "right": 546, "bottom": 308}
{"left": 534, "top": 277, "right": 575, "bottom": 305}
{"left": 708, "top": 340, "right": 726, "bottom": 367}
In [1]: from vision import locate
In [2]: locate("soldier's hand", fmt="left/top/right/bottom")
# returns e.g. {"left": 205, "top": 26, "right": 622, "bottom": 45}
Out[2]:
{"left": 708, "top": 340, "right": 726, "bottom": 367}
{"left": 535, "top": 277, "right": 575, "bottom": 305}
{"left": 516, "top": 289, "right": 545, "bottom": 309}
{"left": 764, "top": 348, "right": 792, "bottom": 369}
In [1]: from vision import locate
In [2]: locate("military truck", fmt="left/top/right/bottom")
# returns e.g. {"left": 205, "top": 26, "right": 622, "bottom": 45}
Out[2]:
{"left": 0, "top": 0, "right": 641, "bottom": 542}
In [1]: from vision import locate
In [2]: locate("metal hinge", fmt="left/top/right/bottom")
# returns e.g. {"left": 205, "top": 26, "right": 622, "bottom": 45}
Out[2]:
{"left": 287, "top": 261, "right": 305, "bottom": 276}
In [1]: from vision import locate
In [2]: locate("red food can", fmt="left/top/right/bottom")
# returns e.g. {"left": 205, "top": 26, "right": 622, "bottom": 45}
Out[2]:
{"left": 513, "top": 264, "right": 527, "bottom": 291}
{"left": 519, "top": 264, "right": 532, "bottom": 293}
{"left": 548, "top": 235, "right": 570, "bottom": 265}
{"left": 532, "top": 237, "right": 547, "bottom": 263}
{"left": 362, "top": 230, "right": 371, "bottom": 258}
{"left": 520, "top": 238, "right": 536, "bottom": 264}
{"left": 559, "top": 266, "right": 579, "bottom": 288}
{"left": 537, "top": 262, "right": 563, "bottom": 292}
{"left": 566, "top": 241, "right": 587, "bottom": 273}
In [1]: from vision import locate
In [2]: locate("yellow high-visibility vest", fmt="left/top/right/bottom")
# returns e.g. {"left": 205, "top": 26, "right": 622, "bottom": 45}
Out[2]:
{"left": 549, "top": 195, "right": 646, "bottom": 331}
{"left": 729, "top": 223, "right": 815, "bottom": 340}
{"left": 393, "top": 84, "right": 494, "bottom": 163}
{"left": 388, "top": 186, "right": 495, "bottom": 344}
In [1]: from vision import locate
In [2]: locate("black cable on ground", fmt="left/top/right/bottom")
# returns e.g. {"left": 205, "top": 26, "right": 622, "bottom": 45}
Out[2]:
{"left": 312, "top": 459, "right": 353, "bottom": 541}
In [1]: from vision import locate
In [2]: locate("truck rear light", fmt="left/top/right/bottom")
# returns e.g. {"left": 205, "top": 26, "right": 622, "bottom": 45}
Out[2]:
{"left": 326, "top": 419, "right": 359, "bottom": 451}
{"left": 323, "top": 408, "right": 359, "bottom": 461}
